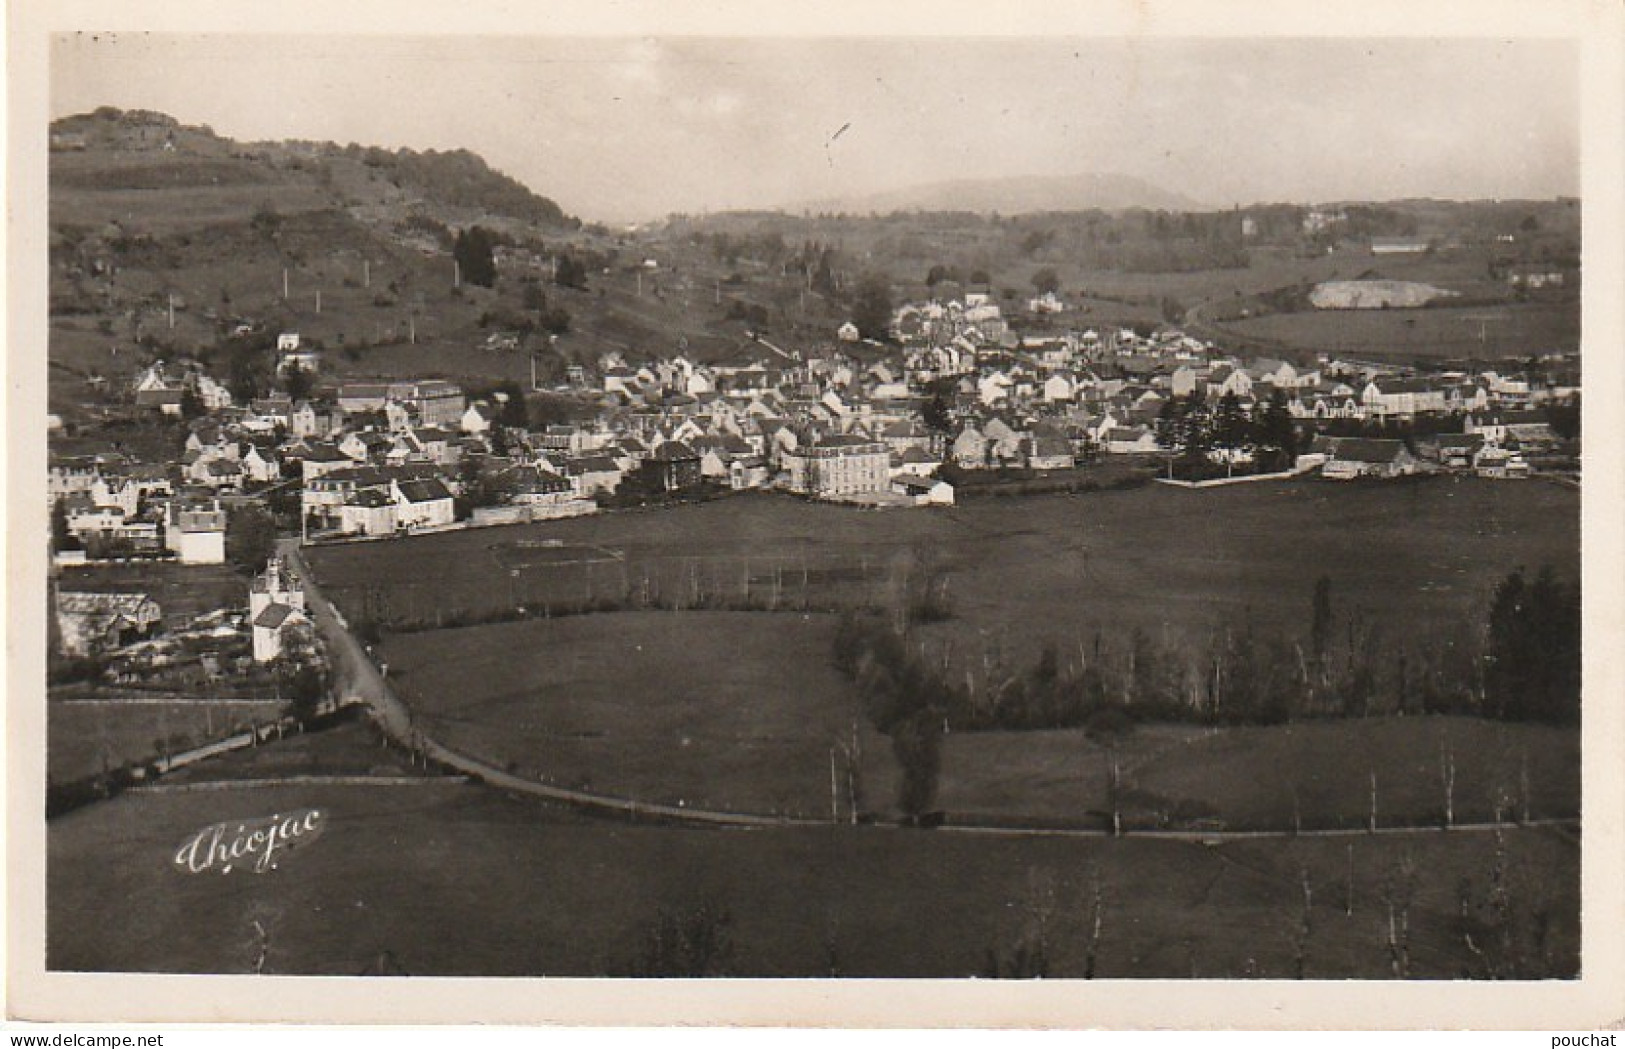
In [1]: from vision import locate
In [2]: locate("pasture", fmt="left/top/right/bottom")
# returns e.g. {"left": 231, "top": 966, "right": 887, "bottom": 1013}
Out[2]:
{"left": 1212, "top": 301, "right": 1578, "bottom": 361}
{"left": 47, "top": 697, "right": 284, "bottom": 785}
{"left": 48, "top": 777, "right": 1578, "bottom": 978}
{"left": 378, "top": 612, "right": 867, "bottom": 818}
{"left": 308, "top": 478, "right": 1579, "bottom": 669}
{"left": 1055, "top": 244, "right": 1508, "bottom": 310}
{"left": 930, "top": 716, "right": 1579, "bottom": 831}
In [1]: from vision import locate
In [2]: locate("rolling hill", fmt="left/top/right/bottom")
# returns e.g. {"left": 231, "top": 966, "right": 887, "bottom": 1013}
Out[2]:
{"left": 790, "top": 172, "right": 1201, "bottom": 216}
{"left": 46, "top": 108, "right": 851, "bottom": 420}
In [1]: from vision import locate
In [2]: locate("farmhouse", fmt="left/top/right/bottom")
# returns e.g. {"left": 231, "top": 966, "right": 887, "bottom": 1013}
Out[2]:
{"left": 339, "top": 379, "right": 466, "bottom": 429}
{"left": 340, "top": 488, "right": 397, "bottom": 536}
{"left": 891, "top": 445, "right": 942, "bottom": 478}
{"left": 56, "top": 591, "right": 163, "bottom": 657}
{"left": 392, "top": 478, "right": 456, "bottom": 530}
{"left": 510, "top": 467, "right": 579, "bottom": 505}
{"left": 1473, "top": 447, "right": 1532, "bottom": 479}
{"left": 562, "top": 455, "right": 623, "bottom": 497}
{"left": 1362, "top": 377, "right": 1446, "bottom": 419}
{"left": 890, "top": 476, "right": 955, "bottom": 506}
{"left": 1024, "top": 436, "right": 1075, "bottom": 470}
{"left": 951, "top": 426, "right": 989, "bottom": 468}
{"left": 641, "top": 441, "right": 703, "bottom": 492}
{"left": 1320, "top": 438, "right": 1418, "bottom": 479}
{"left": 1105, "top": 427, "right": 1159, "bottom": 454}
{"left": 1425, "top": 432, "right": 1486, "bottom": 470}
{"left": 134, "top": 388, "right": 184, "bottom": 416}
{"left": 291, "top": 400, "right": 342, "bottom": 440}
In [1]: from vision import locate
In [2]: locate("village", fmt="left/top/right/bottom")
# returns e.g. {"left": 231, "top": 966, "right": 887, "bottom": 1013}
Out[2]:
{"left": 32, "top": 25, "right": 1601, "bottom": 991}
{"left": 47, "top": 275, "right": 1580, "bottom": 711}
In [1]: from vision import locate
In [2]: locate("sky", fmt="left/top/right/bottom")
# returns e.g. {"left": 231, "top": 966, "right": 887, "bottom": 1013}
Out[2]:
{"left": 50, "top": 34, "right": 1579, "bottom": 223}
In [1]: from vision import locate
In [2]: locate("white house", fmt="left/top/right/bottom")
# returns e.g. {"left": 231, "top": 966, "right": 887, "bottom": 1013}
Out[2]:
{"left": 251, "top": 603, "right": 311, "bottom": 663}
{"left": 891, "top": 476, "right": 955, "bottom": 506}
{"left": 339, "top": 488, "right": 398, "bottom": 536}
{"left": 392, "top": 478, "right": 455, "bottom": 530}
{"left": 165, "top": 499, "right": 227, "bottom": 564}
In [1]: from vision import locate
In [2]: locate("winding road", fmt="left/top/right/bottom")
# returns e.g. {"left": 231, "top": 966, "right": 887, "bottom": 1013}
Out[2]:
{"left": 282, "top": 537, "right": 1579, "bottom": 842}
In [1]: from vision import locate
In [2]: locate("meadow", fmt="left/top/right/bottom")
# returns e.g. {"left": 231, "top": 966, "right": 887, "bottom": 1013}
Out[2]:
{"left": 47, "top": 697, "right": 284, "bottom": 785}
{"left": 1212, "top": 301, "right": 1578, "bottom": 361}
{"left": 371, "top": 598, "right": 1578, "bottom": 828}
{"left": 48, "top": 776, "right": 1578, "bottom": 978}
{"left": 378, "top": 612, "right": 866, "bottom": 818}
{"left": 932, "top": 716, "right": 1579, "bottom": 831}
{"left": 309, "top": 478, "right": 1579, "bottom": 670}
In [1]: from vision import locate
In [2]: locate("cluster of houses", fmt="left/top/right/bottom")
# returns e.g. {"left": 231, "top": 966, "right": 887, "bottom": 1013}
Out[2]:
{"left": 854, "top": 289, "right": 1575, "bottom": 477}
{"left": 50, "top": 452, "right": 230, "bottom": 564}
{"left": 56, "top": 298, "right": 1581, "bottom": 561}
{"left": 53, "top": 556, "right": 312, "bottom": 691}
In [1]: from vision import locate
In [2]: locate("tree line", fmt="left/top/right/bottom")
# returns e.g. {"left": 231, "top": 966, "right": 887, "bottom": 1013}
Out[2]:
{"left": 833, "top": 566, "right": 1578, "bottom": 746}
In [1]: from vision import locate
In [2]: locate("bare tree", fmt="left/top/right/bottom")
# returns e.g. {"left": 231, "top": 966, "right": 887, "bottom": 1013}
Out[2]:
{"left": 1344, "top": 842, "right": 1356, "bottom": 917}
{"left": 1081, "top": 868, "right": 1106, "bottom": 979}
{"left": 1439, "top": 733, "right": 1457, "bottom": 829}
{"left": 1292, "top": 863, "right": 1315, "bottom": 979}
{"left": 1381, "top": 852, "right": 1417, "bottom": 978}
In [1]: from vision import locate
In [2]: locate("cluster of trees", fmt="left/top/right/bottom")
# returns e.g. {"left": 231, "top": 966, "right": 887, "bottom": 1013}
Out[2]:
{"left": 553, "top": 253, "right": 590, "bottom": 291}
{"left": 350, "top": 144, "right": 573, "bottom": 227}
{"left": 832, "top": 568, "right": 1579, "bottom": 741}
{"left": 225, "top": 504, "right": 277, "bottom": 574}
{"left": 1483, "top": 567, "right": 1580, "bottom": 725}
{"left": 1155, "top": 389, "right": 1300, "bottom": 472}
{"left": 452, "top": 226, "right": 499, "bottom": 288}
{"left": 273, "top": 620, "right": 331, "bottom": 721}
{"left": 691, "top": 229, "right": 790, "bottom": 268}
{"left": 925, "top": 263, "right": 992, "bottom": 288}
{"left": 848, "top": 273, "right": 894, "bottom": 342}
{"left": 832, "top": 612, "right": 946, "bottom": 821}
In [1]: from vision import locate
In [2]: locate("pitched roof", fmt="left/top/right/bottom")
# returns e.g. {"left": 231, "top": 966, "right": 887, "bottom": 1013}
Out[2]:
{"left": 649, "top": 440, "right": 698, "bottom": 461}
{"left": 347, "top": 488, "right": 394, "bottom": 509}
{"left": 252, "top": 603, "right": 300, "bottom": 630}
{"left": 1327, "top": 437, "right": 1410, "bottom": 464}
{"left": 58, "top": 591, "right": 158, "bottom": 617}
{"left": 396, "top": 478, "right": 452, "bottom": 503}
{"left": 815, "top": 434, "right": 882, "bottom": 449}
{"left": 135, "top": 388, "right": 184, "bottom": 406}
{"left": 564, "top": 455, "right": 621, "bottom": 475}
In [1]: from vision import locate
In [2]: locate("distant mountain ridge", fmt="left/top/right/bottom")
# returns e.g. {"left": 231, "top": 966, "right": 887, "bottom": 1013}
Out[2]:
{"left": 789, "top": 172, "right": 1201, "bottom": 216}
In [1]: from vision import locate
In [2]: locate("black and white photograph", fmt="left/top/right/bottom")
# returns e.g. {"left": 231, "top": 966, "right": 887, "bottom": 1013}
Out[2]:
{"left": 8, "top": 0, "right": 1625, "bottom": 1031}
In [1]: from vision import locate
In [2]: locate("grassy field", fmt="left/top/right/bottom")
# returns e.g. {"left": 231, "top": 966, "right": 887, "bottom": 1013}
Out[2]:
{"left": 156, "top": 717, "right": 434, "bottom": 785}
{"left": 1059, "top": 244, "right": 1509, "bottom": 309}
{"left": 1212, "top": 301, "right": 1578, "bottom": 360}
{"left": 378, "top": 612, "right": 868, "bottom": 818}
{"left": 934, "top": 717, "right": 1579, "bottom": 831}
{"left": 48, "top": 778, "right": 1578, "bottom": 978}
{"left": 310, "top": 478, "right": 1579, "bottom": 669}
{"left": 47, "top": 697, "right": 284, "bottom": 784}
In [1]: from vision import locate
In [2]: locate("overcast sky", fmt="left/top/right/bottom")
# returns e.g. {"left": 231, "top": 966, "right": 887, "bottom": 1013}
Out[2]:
{"left": 50, "top": 34, "right": 1579, "bottom": 223}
